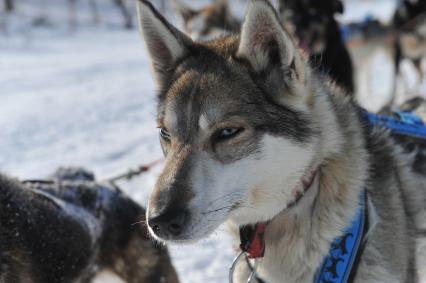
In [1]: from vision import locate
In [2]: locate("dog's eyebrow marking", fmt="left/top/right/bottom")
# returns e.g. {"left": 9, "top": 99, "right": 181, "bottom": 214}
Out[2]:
{"left": 164, "top": 109, "right": 178, "bottom": 130}
{"left": 199, "top": 114, "right": 210, "bottom": 132}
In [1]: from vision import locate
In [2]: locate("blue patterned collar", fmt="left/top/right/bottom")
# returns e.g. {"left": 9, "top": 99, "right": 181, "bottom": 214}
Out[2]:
{"left": 314, "top": 190, "right": 367, "bottom": 283}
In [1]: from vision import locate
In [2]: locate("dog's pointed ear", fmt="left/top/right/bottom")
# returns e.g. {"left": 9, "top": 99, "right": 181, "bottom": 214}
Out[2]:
{"left": 137, "top": 0, "right": 192, "bottom": 85}
{"left": 237, "top": 0, "right": 304, "bottom": 81}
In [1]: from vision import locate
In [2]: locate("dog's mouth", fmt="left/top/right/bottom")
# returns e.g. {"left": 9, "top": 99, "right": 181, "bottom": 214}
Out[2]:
{"left": 149, "top": 167, "right": 318, "bottom": 243}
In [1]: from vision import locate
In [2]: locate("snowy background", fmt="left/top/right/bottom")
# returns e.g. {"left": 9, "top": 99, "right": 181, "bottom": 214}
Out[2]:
{"left": 0, "top": 0, "right": 424, "bottom": 282}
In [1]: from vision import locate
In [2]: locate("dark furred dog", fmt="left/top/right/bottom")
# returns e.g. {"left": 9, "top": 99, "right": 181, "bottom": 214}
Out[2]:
{"left": 0, "top": 168, "right": 179, "bottom": 283}
{"left": 279, "top": 0, "right": 355, "bottom": 94}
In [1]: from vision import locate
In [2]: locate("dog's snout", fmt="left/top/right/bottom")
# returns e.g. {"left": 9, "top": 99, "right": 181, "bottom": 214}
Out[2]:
{"left": 148, "top": 209, "right": 188, "bottom": 239}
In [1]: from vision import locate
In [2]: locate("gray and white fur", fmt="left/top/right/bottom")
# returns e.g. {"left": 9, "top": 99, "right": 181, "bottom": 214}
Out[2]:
{"left": 136, "top": 0, "right": 426, "bottom": 282}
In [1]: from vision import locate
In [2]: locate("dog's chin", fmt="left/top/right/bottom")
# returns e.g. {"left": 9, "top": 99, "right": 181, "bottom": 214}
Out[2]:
{"left": 228, "top": 186, "right": 315, "bottom": 226}
{"left": 228, "top": 204, "right": 286, "bottom": 227}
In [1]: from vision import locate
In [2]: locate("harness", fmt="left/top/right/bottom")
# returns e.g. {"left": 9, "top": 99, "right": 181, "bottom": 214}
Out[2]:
{"left": 313, "top": 191, "right": 367, "bottom": 283}
{"left": 230, "top": 111, "right": 426, "bottom": 283}
{"left": 365, "top": 111, "right": 426, "bottom": 138}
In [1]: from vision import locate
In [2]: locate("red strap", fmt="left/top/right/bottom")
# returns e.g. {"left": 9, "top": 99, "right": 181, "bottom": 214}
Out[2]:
{"left": 240, "top": 223, "right": 266, "bottom": 258}
{"left": 248, "top": 223, "right": 266, "bottom": 258}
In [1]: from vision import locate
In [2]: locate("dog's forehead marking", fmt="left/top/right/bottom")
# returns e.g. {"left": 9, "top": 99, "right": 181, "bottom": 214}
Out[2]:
{"left": 163, "top": 105, "right": 178, "bottom": 129}
{"left": 163, "top": 68, "right": 210, "bottom": 137}
{"left": 162, "top": 48, "right": 254, "bottom": 136}
{"left": 163, "top": 70, "right": 197, "bottom": 128}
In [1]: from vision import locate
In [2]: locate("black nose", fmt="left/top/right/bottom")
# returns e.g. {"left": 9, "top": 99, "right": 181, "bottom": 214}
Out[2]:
{"left": 148, "top": 209, "right": 188, "bottom": 239}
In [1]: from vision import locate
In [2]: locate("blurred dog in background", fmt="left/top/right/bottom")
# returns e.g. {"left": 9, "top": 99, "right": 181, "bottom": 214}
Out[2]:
{"left": 0, "top": 167, "right": 179, "bottom": 283}
{"left": 172, "top": 0, "right": 240, "bottom": 40}
{"left": 393, "top": 0, "right": 426, "bottom": 88}
{"left": 279, "top": 0, "right": 355, "bottom": 94}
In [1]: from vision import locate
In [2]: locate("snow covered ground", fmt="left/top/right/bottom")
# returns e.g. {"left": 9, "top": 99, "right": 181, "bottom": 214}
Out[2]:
{"left": 0, "top": 0, "right": 424, "bottom": 282}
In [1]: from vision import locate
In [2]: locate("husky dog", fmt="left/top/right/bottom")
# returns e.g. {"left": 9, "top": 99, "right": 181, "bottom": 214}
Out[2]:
{"left": 0, "top": 168, "right": 179, "bottom": 283}
{"left": 137, "top": 0, "right": 426, "bottom": 282}
{"left": 173, "top": 0, "right": 240, "bottom": 40}
{"left": 278, "top": 0, "right": 355, "bottom": 94}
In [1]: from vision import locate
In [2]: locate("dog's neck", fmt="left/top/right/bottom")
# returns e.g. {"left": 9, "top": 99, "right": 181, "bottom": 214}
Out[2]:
{"left": 258, "top": 166, "right": 364, "bottom": 282}
{"left": 231, "top": 86, "right": 369, "bottom": 283}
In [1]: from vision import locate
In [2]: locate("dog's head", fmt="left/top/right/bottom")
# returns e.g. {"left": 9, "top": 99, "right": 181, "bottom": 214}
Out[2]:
{"left": 172, "top": 0, "right": 240, "bottom": 40}
{"left": 279, "top": 0, "right": 344, "bottom": 53}
{"left": 137, "top": 0, "right": 320, "bottom": 243}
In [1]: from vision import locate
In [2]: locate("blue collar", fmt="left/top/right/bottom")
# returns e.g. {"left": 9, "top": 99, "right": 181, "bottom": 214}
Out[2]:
{"left": 314, "top": 190, "right": 367, "bottom": 283}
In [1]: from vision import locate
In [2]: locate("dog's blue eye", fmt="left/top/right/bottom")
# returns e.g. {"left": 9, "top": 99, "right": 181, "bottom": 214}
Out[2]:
{"left": 159, "top": 128, "right": 171, "bottom": 140}
{"left": 218, "top": 128, "right": 243, "bottom": 140}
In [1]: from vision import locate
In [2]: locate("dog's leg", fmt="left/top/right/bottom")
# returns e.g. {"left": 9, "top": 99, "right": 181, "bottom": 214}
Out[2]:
{"left": 68, "top": 0, "right": 77, "bottom": 31}
{"left": 89, "top": 0, "right": 100, "bottom": 25}
{"left": 413, "top": 58, "right": 424, "bottom": 87}
{"left": 417, "top": 236, "right": 426, "bottom": 283}
{"left": 113, "top": 0, "right": 133, "bottom": 29}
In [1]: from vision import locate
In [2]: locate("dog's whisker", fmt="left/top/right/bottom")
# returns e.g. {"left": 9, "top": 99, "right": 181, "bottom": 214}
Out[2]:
{"left": 205, "top": 191, "right": 242, "bottom": 208}
{"left": 201, "top": 205, "right": 235, "bottom": 215}
{"left": 131, "top": 219, "right": 146, "bottom": 226}
{"left": 201, "top": 202, "right": 255, "bottom": 216}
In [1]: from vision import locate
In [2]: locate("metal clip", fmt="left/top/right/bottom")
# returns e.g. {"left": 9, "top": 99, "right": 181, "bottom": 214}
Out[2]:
{"left": 229, "top": 251, "right": 260, "bottom": 283}
{"left": 229, "top": 251, "right": 245, "bottom": 283}
{"left": 247, "top": 259, "right": 258, "bottom": 283}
